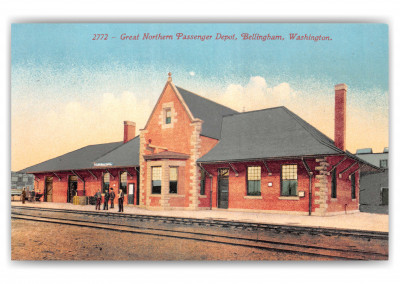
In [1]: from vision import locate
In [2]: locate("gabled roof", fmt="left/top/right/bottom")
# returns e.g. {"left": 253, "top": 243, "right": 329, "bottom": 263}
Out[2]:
{"left": 94, "top": 136, "right": 140, "bottom": 167}
{"left": 22, "top": 141, "right": 124, "bottom": 173}
{"left": 176, "top": 86, "right": 239, "bottom": 139}
{"left": 198, "top": 106, "right": 345, "bottom": 162}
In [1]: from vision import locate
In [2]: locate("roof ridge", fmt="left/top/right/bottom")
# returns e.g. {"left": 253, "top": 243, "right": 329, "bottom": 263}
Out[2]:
{"left": 222, "top": 106, "right": 287, "bottom": 118}
{"left": 281, "top": 106, "right": 344, "bottom": 154}
{"left": 175, "top": 86, "right": 239, "bottom": 114}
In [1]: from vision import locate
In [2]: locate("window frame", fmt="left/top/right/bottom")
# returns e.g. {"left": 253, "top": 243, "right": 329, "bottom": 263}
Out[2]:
{"left": 151, "top": 166, "right": 162, "bottom": 194}
{"left": 380, "top": 159, "right": 388, "bottom": 168}
{"left": 169, "top": 167, "right": 178, "bottom": 194}
{"left": 280, "top": 164, "right": 298, "bottom": 197}
{"left": 247, "top": 166, "right": 261, "bottom": 196}
{"left": 165, "top": 108, "right": 172, "bottom": 125}
{"left": 119, "top": 171, "right": 128, "bottom": 195}
{"left": 351, "top": 174, "right": 356, "bottom": 199}
{"left": 331, "top": 168, "right": 337, "bottom": 199}
{"left": 381, "top": 187, "right": 389, "bottom": 206}
{"left": 102, "top": 172, "right": 110, "bottom": 193}
{"left": 200, "top": 169, "right": 206, "bottom": 195}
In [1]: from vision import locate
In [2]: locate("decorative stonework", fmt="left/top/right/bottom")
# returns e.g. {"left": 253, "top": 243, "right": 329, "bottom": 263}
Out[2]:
{"left": 188, "top": 120, "right": 203, "bottom": 210}
{"left": 145, "top": 159, "right": 186, "bottom": 209}
{"left": 139, "top": 129, "right": 148, "bottom": 207}
{"left": 313, "top": 157, "right": 330, "bottom": 216}
{"left": 158, "top": 102, "right": 178, "bottom": 129}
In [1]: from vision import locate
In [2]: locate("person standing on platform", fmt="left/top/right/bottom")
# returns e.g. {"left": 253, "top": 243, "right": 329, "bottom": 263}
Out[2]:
{"left": 109, "top": 188, "right": 115, "bottom": 209}
{"left": 103, "top": 189, "right": 109, "bottom": 210}
{"left": 118, "top": 189, "right": 124, "bottom": 213}
{"left": 21, "top": 187, "right": 26, "bottom": 204}
{"left": 95, "top": 189, "right": 102, "bottom": 210}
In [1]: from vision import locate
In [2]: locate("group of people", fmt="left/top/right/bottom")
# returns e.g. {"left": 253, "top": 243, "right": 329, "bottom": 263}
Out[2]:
{"left": 21, "top": 187, "right": 35, "bottom": 204}
{"left": 94, "top": 188, "right": 125, "bottom": 212}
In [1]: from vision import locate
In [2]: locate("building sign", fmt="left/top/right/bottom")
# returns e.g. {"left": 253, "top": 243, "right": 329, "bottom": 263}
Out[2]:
{"left": 93, "top": 162, "right": 114, "bottom": 167}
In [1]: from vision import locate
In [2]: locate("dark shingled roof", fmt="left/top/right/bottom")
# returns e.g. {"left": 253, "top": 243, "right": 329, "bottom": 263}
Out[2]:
{"left": 198, "top": 106, "right": 345, "bottom": 162}
{"left": 176, "top": 86, "right": 239, "bottom": 139}
{"left": 94, "top": 136, "right": 140, "bottom": 167}
{"left": 22, "top": 141, "right": 124, "bottom": 173}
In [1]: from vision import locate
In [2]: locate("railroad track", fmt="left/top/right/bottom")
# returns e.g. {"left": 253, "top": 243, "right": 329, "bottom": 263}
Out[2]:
{"left": 11, "top": 206, "right": 388, "bottom": 260}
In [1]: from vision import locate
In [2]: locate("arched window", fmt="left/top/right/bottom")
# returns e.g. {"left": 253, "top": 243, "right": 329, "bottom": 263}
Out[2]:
{"left": 120, "top": 171, "right": 127, "bottom": 194}
{"left": 102, "top": 172, "right": 110, "bottom": 193}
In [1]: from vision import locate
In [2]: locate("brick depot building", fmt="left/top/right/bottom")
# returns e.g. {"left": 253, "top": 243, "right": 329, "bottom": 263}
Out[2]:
{"left": 23, "top": 75, "right": 379, "bottom": 216}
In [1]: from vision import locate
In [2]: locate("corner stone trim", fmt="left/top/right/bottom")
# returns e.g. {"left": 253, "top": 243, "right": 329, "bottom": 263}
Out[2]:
{"left": 313, "top": 157, "right": 330, "bottom": 216}
{"left": 188, "top": 121, "right": 202, "bottom": 210}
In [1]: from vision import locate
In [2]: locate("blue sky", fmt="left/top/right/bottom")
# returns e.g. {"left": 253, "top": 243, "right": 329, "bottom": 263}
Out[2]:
{"left": 11, "top": 23, "right": 389, "bottom": 170}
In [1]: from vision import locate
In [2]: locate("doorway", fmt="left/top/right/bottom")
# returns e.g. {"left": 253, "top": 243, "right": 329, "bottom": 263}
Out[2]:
{"left": 68, "top": 176, "right": 78, "bottom": 203}
{"left": 45, "top": 176, "right": 53, "bottom": 202}
{"left": 128, "top": 183, "right": 135, "bottom": 205}
{"left": 217, "top": 168, "right": 229, "bottom": 209}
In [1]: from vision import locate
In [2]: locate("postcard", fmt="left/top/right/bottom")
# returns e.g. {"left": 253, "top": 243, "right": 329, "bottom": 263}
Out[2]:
{"left": 11, "top": 23, "right": 388, "bottom": 261}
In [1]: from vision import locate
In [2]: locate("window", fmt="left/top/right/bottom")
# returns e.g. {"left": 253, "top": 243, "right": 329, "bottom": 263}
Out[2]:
{"left": 169, "top": 167, "right": 178, "bottom": 194}
{"left": 381, "top": 188, "right": 388, "bottom": 206}
{"left": 152, "top": 167, "right": 162, "bottom": 194}
{"left": 351, "top": 174, "right": 356, "bottom": 199}
{"left": 120, "top": 171, "right": 127, "bottom": 194}
{"left": 380, "top": 159, "right": 388, "bottom": 168}
{"left": 165, "top": 108, "right": 171, "bottom": 124}
{"left": 200, "top": 169, "right": 206, "bottom": 195}
{"left": 247, "top": 166, "right": 261, "bottom": 196}
{"left": 102, "top": 172, "right": 110, "bottom": 193}
{"left": 331, "top": 168, "right": 337, "bottom": 198}
{"left": 281, "top": 165, "right": 297, "bottom": 196}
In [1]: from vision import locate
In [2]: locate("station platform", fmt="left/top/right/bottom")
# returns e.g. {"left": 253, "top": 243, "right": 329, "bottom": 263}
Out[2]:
{"left": 11, "top": 201, "right": 389, "bottom": 232}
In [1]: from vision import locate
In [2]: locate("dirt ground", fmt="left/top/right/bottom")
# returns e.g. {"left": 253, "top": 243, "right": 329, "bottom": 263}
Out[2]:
{"left": 11, "top": 219, "right": 330, "bottom": 261}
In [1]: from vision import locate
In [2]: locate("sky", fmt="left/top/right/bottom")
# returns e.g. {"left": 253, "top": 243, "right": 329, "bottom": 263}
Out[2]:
{"left": 11, "top": 23, "right": 389, "bottom": 171}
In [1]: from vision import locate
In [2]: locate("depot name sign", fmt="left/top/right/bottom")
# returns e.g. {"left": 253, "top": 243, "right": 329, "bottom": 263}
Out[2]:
{"left": 93, "top": 162, "right": 114, "bottom": 167}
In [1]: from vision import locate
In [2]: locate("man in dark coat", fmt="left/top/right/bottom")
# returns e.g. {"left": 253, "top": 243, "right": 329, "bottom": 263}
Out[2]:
{"left": 103, "top": 189, "right": 109, "bottom": 210}
{"left": 95, "top": 189, "right": 102, "bottom": 210}
{"left": 21, "top": 187, "right": 26, "bottom": 204}
{"left": 118, "top": 189, "right": 124, "bottom": 213}
{"left": 109, "top": 188, "right": 115, "bottom": 209}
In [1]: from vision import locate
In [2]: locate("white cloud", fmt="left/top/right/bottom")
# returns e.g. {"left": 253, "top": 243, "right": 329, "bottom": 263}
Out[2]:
{"left": 189, "top": 71, "right": 196, "bottom": 76}
{"left": 215, "top": 76, "right": 296, "bottom": 112}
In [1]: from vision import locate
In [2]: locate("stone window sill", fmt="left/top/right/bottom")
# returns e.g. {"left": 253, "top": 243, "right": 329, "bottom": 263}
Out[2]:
{"left": 149, "top": 194, "right": 161, "bottom": 197}
{"left": 199, "top": 195, "right": 208, "bottom": 198}
{"left": 167, "top": 194, "right": 185, "bottom": 198}
{"left": 352, "top": 199, "right": 356, "bottom": 202}
{"left": 244, "top": 196, "right": 262, "bottom": 199}
{"left": 278, "top": 196, "right": 300, "bottom": 200}
{"left": 331, "top": 198, "right": 337, "bottom": 202}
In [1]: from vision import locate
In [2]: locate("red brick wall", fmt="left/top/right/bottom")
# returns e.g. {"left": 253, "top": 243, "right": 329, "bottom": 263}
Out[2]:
{"left": 326, "top": 156, "right": 359, "bottom": 213}
{"left": 32, "top": 167, "right": 138, "bottom": 205}
{"left": 141, "top": 83, "right": 199, "bottom": 208}
{"left": 201, "top": 160, "right": 320, "bottom": 213}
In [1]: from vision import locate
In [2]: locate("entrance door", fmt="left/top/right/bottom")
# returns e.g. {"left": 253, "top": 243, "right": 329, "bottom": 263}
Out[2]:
{"left": 68, "top": 176, "right": 78, "bottom": 203}
{"left": 218, "top": 168, "right": 229, "bottom": 209}
{"left": 128, "top": 183, "right": 135, "bottom": 205}
{"left": 45, "top": 177, "right": 53, "bottom": 202}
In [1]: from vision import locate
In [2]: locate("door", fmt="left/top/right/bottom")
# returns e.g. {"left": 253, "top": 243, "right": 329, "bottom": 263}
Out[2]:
{"left": 128, "top": 183, "right": 135, "bottom": 204}
{"left": 45, "top": 177, "right": 53, "bottom": 202}
{"left": 68, "top": 176, "right": 78, "bottom": 203}
{"left": 218, "top": 168, "right": 229, "bottom": 209}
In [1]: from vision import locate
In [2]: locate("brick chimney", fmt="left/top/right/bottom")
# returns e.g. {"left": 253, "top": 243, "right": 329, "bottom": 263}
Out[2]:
{"left": 123, "top": 121, "right": 136, "bottom": 143}
{"left": 334, "top": 84, "right": 347, "bottom": 150}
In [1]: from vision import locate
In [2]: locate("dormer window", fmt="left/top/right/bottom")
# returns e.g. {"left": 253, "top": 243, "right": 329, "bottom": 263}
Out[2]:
{"left": 165, "top": 108, "right": 172, "bottom": 124}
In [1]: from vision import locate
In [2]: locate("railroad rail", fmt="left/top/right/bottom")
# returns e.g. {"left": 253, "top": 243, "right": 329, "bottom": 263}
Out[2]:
{"left": 11, "top": 205, "right": 388, "bottom": 260}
